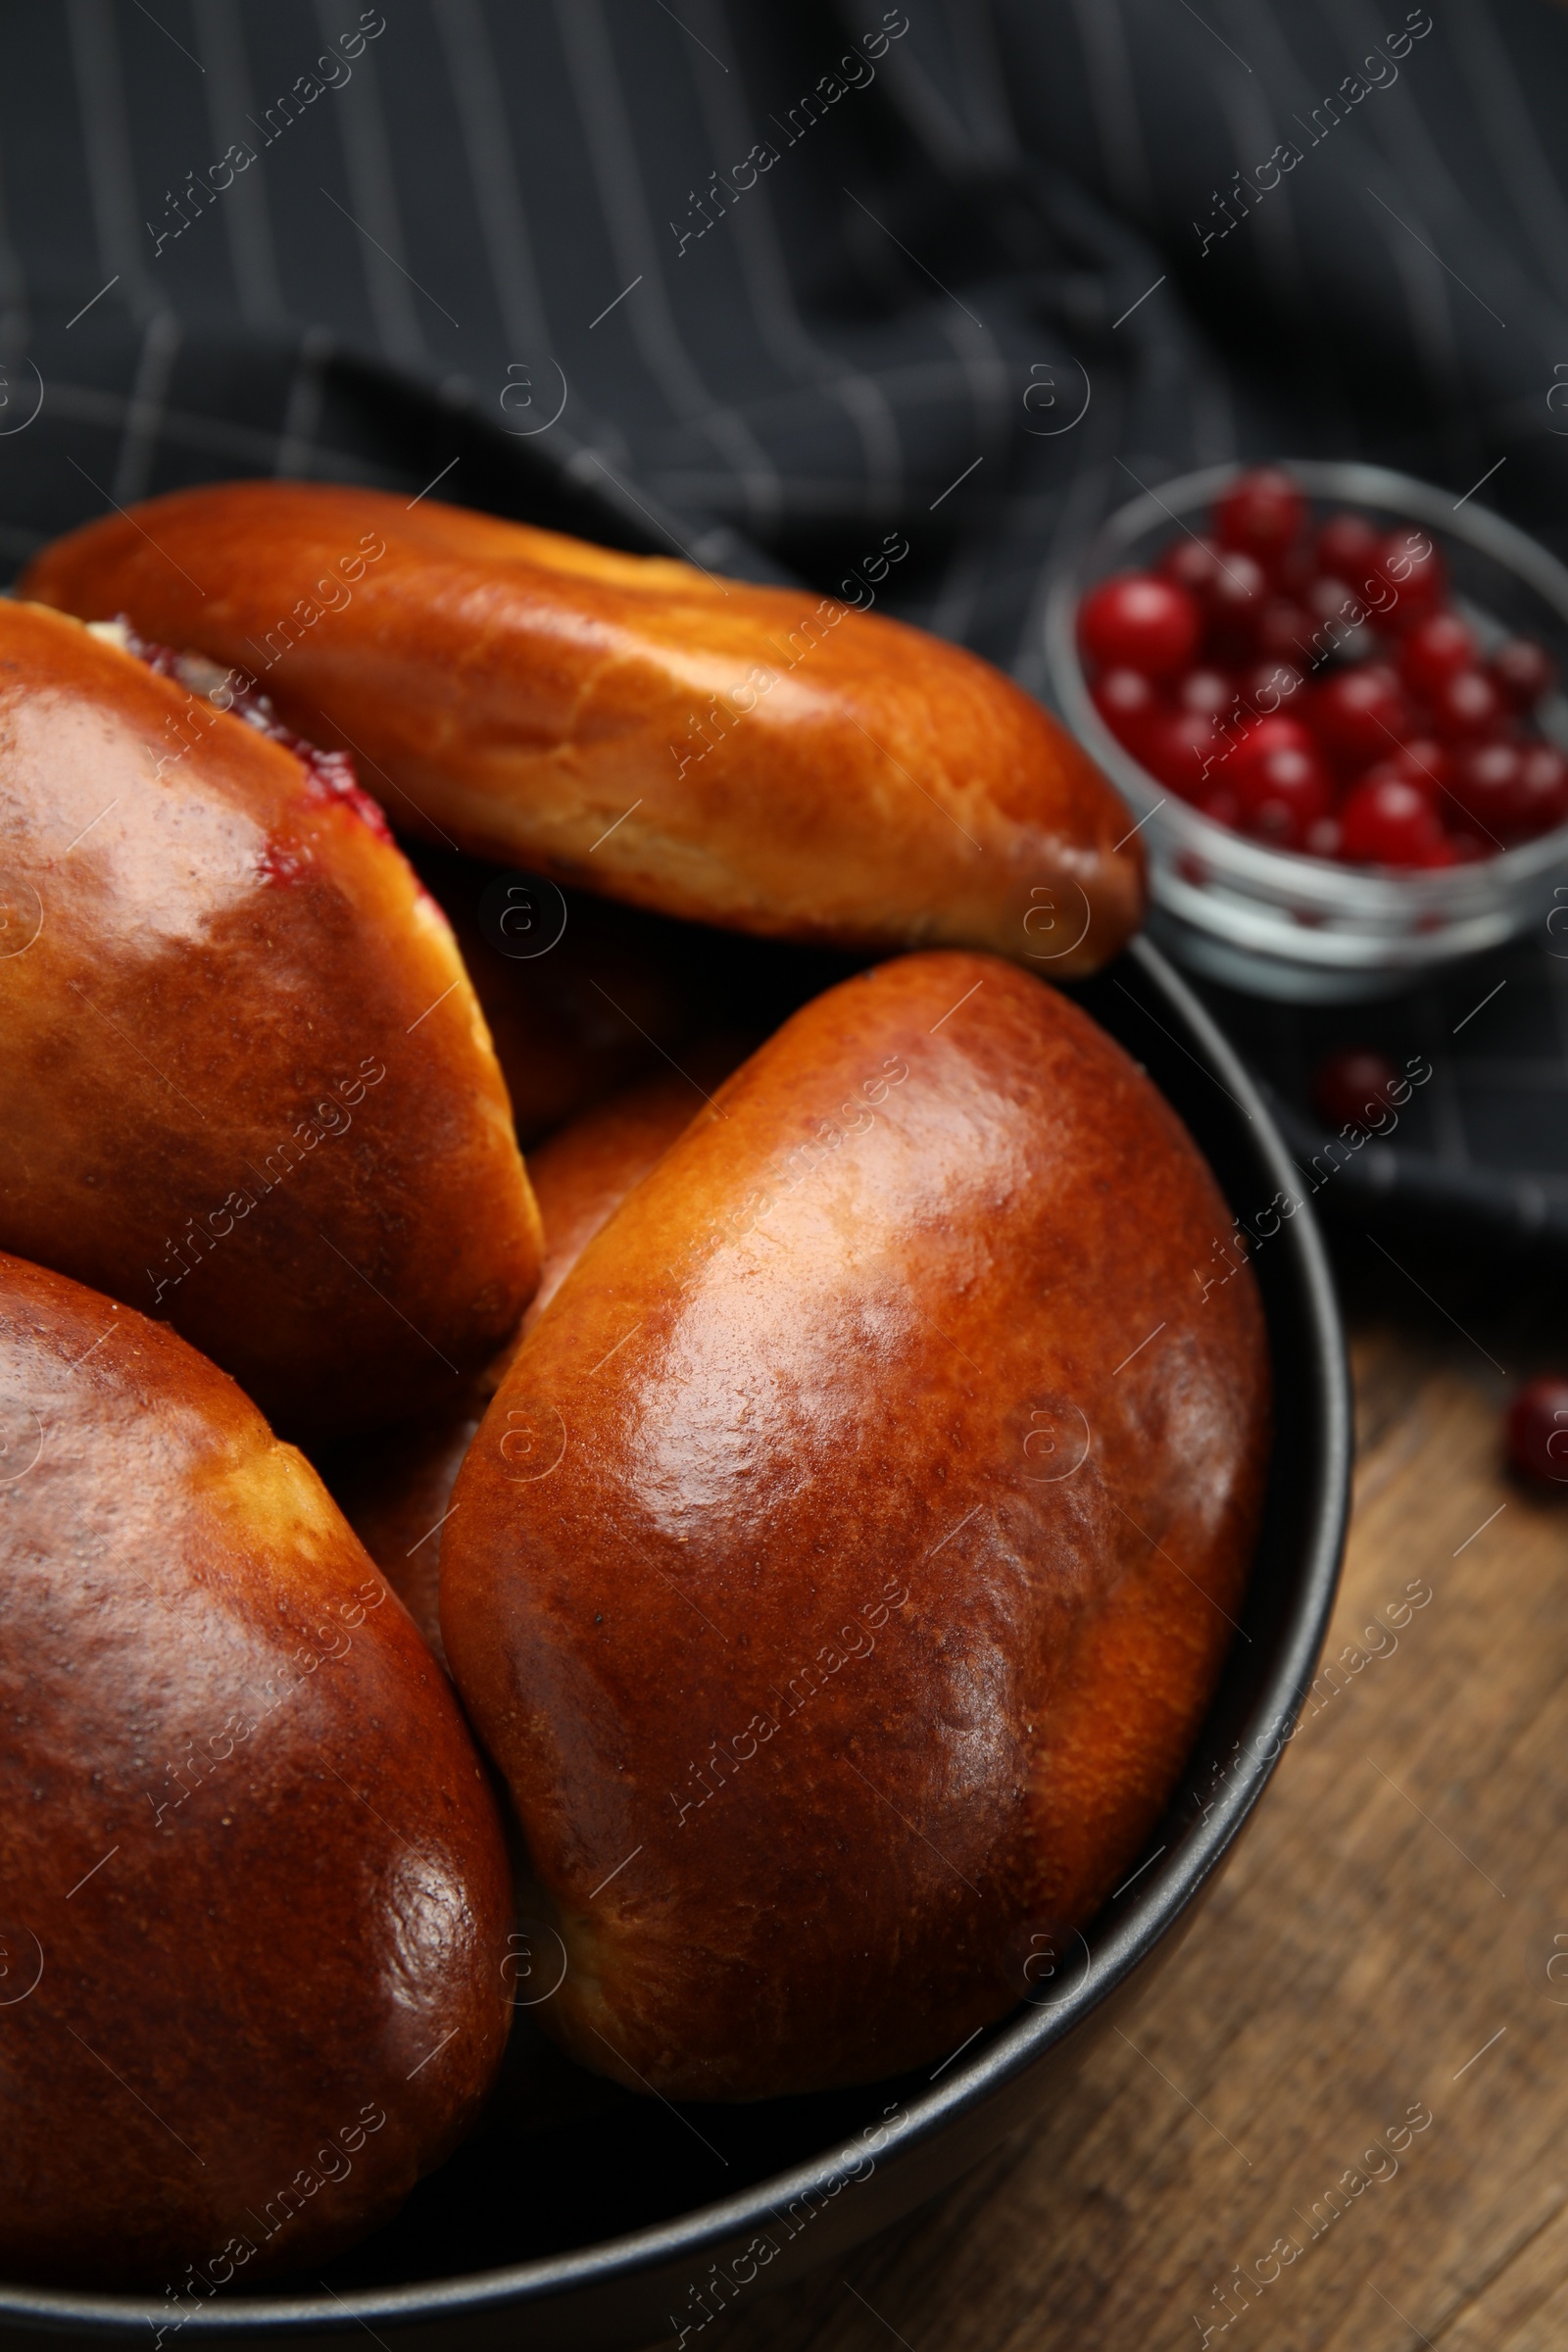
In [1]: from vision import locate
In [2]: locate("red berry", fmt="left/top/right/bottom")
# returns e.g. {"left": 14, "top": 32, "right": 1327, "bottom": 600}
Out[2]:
{"left": 1226, "top": 713, "right": 1316, "bottom": 790}
{"left": 1206, "top": 550, "right": 1270, "bottom": 660}
{"left": 1412, "top": 836, "right": 1458, "bottom": 868}
{"left": 1176, "top": 666, "right": 1238, "bottom": 721}
{"left": 1235, "top": 745, "right": 1333, "bottom": 848}
{"left": 1451, "top": 741, "right": 1523, "bottom": 833}
{"left": 1159, "top": 535, "right": 1226, "bottom": 598}
{"left": 1508, "top": 743, "right": 1568, "bottom": 839}
{"left": 1305, "top": 573, "right": 1365, "bottom": 627}
{"left": 1144, "top": 709, "right": 1220, "bottom": 796}
{"left": 1311, "top": 1048, "right": 1399, "bottom": 1131}
{"left": 1315, "top": 514, "right": 1383, "bottom": 586}
{"left": 1314, "top": 664, "right": 1411, "bottom": 766}
{"left": 1448, "top": 829, "right": 1491, "bottom": 863}
{"left": 1507, "top": 1377, "right": 1568, "bottom": 1485}
{"left": 1305, "top": 814, "right": 1344, "bottom": 859}
{"left": 1340, "top": 774, "right": 1444, "bottom": 864}
{"left": 1255, "top": 600, "right": 1315, "bottom": 664}
{"left": 1080, "top": 571, "right": 1201, "bottom": 678}
{"left": 1400, "top": 612, "right": 1477, "bottom": 698}
{"left": 1214, "top": 467, "right": 1306, "bottom": 577}
{"left": 1240, "top": 660, "right": 1306, "bottom": 714}
{"left": 1092, "top": 666, "right": 1163, "bottom": 753}
{"left": 1429, "top": 667, "right": 1505, "bottom": 740}
{"left": 1301, "top": 574, "right": 1380, "bottom": 666}
{"left": 1385, "top": 736, "right": 1452, "bottom": 798}
{"left": 1491, "top": 637, "right": 1556, "bottom": 710}
{"left": 1375, "top": 529, "right": 1446, "bottom": 626}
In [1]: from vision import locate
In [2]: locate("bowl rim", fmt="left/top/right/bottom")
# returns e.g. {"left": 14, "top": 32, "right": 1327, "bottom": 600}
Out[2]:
{"left": 0, "top": 939, "right": 1351, "bottom": 2341}
{"left": 1044, "top": 456, "right": 1568, "bottom": 955}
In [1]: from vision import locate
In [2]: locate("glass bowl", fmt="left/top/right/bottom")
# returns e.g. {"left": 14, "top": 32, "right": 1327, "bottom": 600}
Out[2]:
{"left": 1045, "top": 459, "right": 1568, "bottom": 1002}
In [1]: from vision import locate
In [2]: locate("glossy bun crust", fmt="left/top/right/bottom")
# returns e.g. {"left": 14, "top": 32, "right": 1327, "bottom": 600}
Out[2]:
{"left": 441, "top": 953, "right": 1268, "bottom": 2100}
{"left": 0, "top": 1251, "right": 513, "bottom": 2286}
{"left": 325, "top": 1051, "right": 742, "bottom": 1661}
{"left": 0, "top": 602, "right": 540, "bottom": 1437}
{"left": 24, "top": 483, "right": 1144, "bottom": 974}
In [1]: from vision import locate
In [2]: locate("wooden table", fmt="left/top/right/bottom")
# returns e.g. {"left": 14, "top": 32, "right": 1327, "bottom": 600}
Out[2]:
{"left": 710, "top": 1229, "right": 1568, "bottom": 2352}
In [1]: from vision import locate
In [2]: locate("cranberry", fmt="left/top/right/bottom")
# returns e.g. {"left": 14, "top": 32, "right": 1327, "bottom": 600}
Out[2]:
{"left": 1311, "top": 1048, "right": 1399, "bottom": 1131}
{"left": 1315, "top": 513, "right": 1383, "bottom": 586}
{"left": 1214, "top": 467, "right": 1306, "bottom": 578}
{"left": 1429, "top": 667, "right": 1506, "bottom": 740}
{"left": 1400, "top": 612, "right": 1476, "bottom": 698}
{"left": 1227, "top": 712, "right": 1316, "bottom": 788}
{"left": 1491, "top": 637, "right": 1557, "bottom": 710}
{"left": 1385, "top": 737, "right": 1452, "bottom": 799}
{"left": 1451, "top": 741, "right": 1522, "bottom": 834}
{"left": 1305, "top": 573, "right": 1367, "bottom": 628}
{"left": 1448, "top": 830, "right": 1491, "bottom": 863}
{"left": 1315, "top": 664, "right": 1411, "bottom": 766}
{"left": 1206, "top": 549, "right": 1270, "bottom": 660}
{"left": 1240, "top": 661, "right": 1305, "bottom": 713}
{"left": 1080, "top": 571, "right": 1201, "bottom": 679}
{"left": 1159, "top": 535, "right": 1226, "bottom": 598}
{"left": 1276, "top": 542, "right": 1316, "bottom": 597}
{"left": 1413, "top": 836, "right": 1458, "bottom": 868}
{"left": 1340, "top": 774, "right": 1445, "bottom": 865}
{"left": 1144, "top": 708, "right": 1220, "bottom": 796}
{"left": 1304, "top": 814, "right": 1343, "bottom": 859}
{"left": 1508, "top": 743, "right": 1568, "bottom": 839}
{"left": 1507, "top": 1377, "right": 1568, "bottom": 1485}
{"left": 1235, "top": 745, "right": 1333, "bottom": 848}
{"left": 1302, "top": 574, "right": 1380, "bottom": 666}
{"left": 1376, "top": 528, "right": 1446, "bottom": 626}
{"left": 1176, "top": 666, "right": 1239, "bottom": 721}
{"left": 1255, "top": 600, "right": 1315, "bottom": 664}
{"left": 1092, "top": 667, "right": 1163, "bottom": 752}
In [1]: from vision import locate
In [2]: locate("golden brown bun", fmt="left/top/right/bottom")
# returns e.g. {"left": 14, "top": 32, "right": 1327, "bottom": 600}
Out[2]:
{"left": 0, "top": 1250, "right": 513, "bottom": 2286}
{"left": 522, "top": 1038, "right": 753, "bottom": 1330}
{"left": 324, "top": 1042, "right": 749, "bottom": 1657}
{"left": 24, "top": 483, "right": 1145, "bottom": 974}
{"left": 0, "top": 601, "right": 541, "bottom": 1437}
{"left": 441, "top": 954, "right": 1268, "bottom": 2101}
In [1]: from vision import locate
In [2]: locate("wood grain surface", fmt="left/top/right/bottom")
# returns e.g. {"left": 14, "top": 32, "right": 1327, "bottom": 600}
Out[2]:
{"left": 696, "top": 1230, "right": 1568, "bottom": 2352}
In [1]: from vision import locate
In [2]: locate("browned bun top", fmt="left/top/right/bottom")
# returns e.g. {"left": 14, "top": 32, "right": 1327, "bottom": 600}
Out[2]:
{"left": 23, "top": 482, "right": 1145, "bottom": 973}
{"left": 522, "top": 1037, "right": 755, "bottom": 1330}
{"left": 323, "top": 1040, "right": 751, "bottom": 1659}
{"left": 0, "top": 1250, "right": 514, "bottom": 2286}
{"left": 441, "top": 952, "right": 1267, "bottom": 2101}
{"left": 0, "top": 600, "right": 540, "bottom": 1437}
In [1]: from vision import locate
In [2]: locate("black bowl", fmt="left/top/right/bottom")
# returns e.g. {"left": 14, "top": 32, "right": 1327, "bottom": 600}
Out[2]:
{"left": 0, "top": 936, "right": 1349, "bottom": 2352}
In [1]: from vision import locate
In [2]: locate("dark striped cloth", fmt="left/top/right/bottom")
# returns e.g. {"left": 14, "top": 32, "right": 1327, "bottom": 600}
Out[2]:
{"left": 4, "top": 0, "right": 1568, "bottom": 1236}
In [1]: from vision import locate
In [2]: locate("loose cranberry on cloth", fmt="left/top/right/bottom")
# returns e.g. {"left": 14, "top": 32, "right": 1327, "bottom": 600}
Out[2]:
{"left": 1507, "top": 1379, "right": 1568, "bottom": 1486}
{"left": 1311, "top": 1049, "right": 1402, "bottom": 1132}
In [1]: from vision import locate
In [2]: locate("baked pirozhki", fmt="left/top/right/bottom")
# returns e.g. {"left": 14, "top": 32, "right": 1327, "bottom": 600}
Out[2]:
{"left": 0, "top": 1251, "right": 512, "bottom": 2286}
{"left": 0, "top": 601, "right": 541, "bottom": 1436}
{"left": 324, "top": 1042, "right": 749, "bottom": 1659}
{"left": 440, "top": 953, "right": 1268, "bottom": 2100}
{"left": 412, "top": 849, "right": 709, "bottom": 1148}
{"left": 520, "top": 1040, "right": 753, "bottom": 1331}
{"left": 25, "top": 483, "right": 1145, "bottom": 973}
